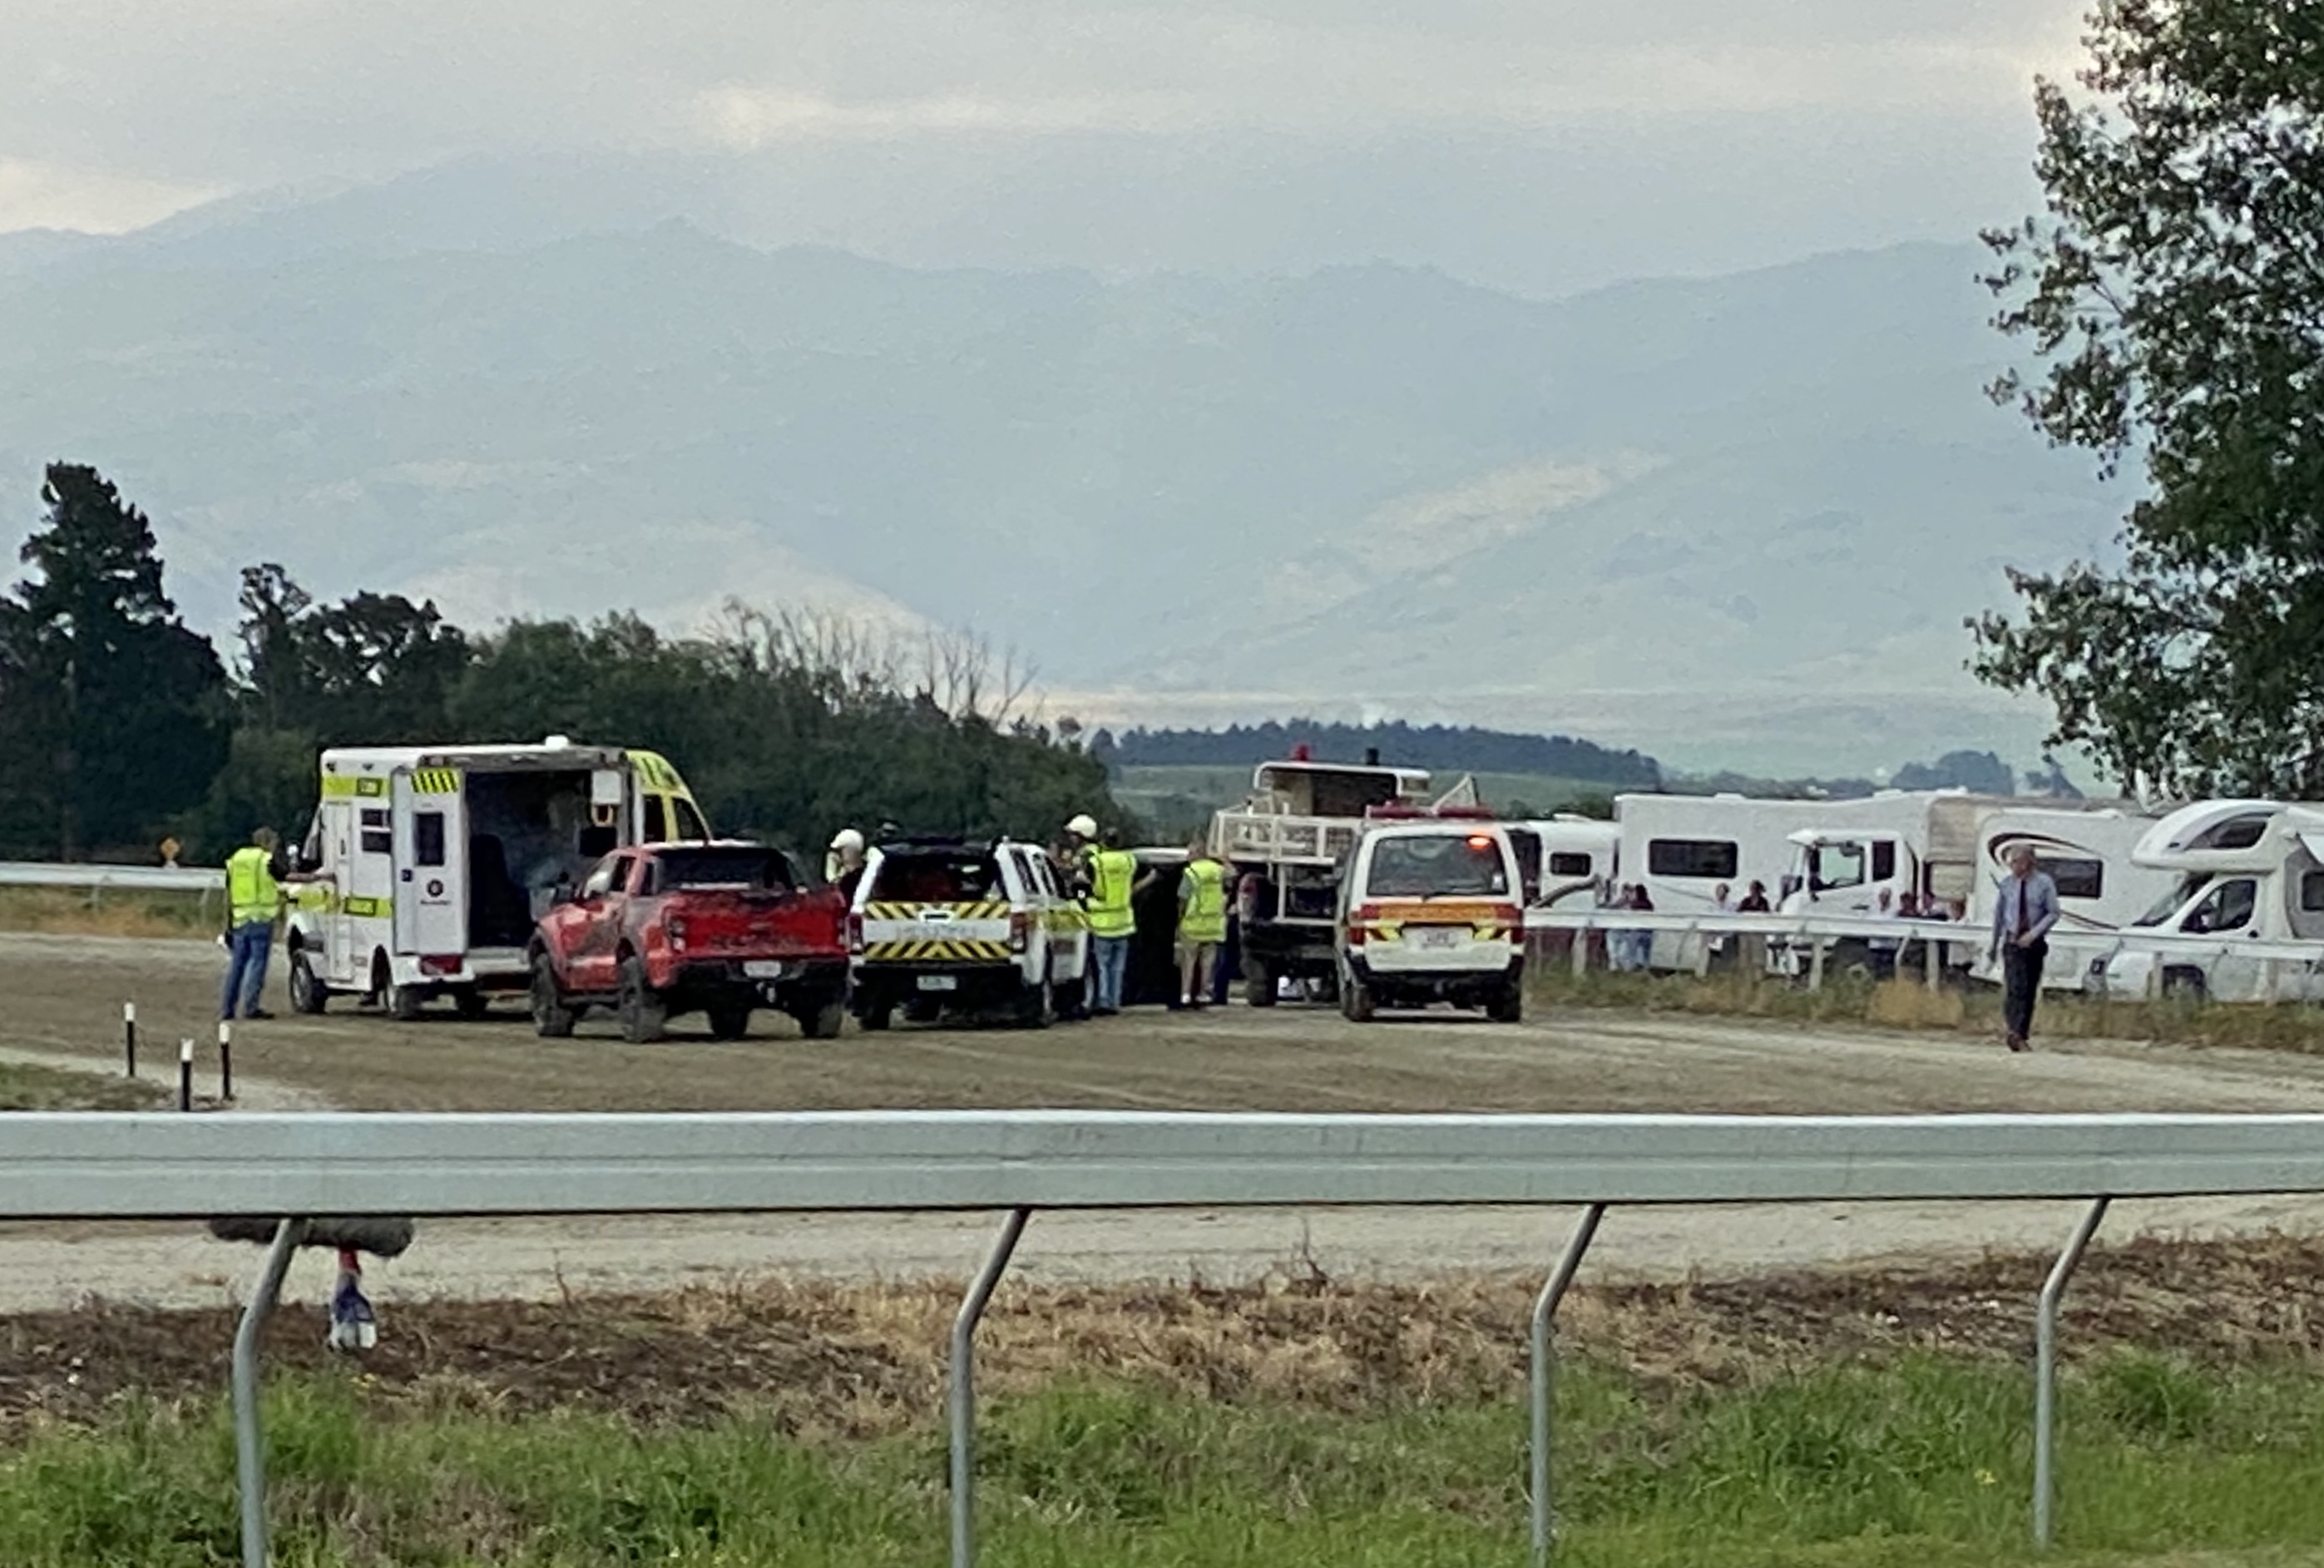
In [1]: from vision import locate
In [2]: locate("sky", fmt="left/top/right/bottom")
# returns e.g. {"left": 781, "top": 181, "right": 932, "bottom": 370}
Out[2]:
{"left": 1, "top": 0, "right": 2091, "bottom": 297}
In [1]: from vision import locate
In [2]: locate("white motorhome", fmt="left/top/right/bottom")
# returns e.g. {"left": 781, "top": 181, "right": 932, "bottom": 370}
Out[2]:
{"left": 284, "top": 739, "right": 710, "bottom": 1019}
{"left": 1778, "top": 795, "right": 2165, "bottom": 990}
{"left": 1505, "top": 816, "right": 1620, "bottom": 908}
{"left": 2095, "top": 799, "right": 2324, "bottom": 1002}
{"left": 1607, "top": 793, "right": 1835, "bottom": 969}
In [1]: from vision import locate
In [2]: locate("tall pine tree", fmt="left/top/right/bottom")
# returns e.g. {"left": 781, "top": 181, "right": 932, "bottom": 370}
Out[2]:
{"left": 0, "top": 465, "right": 226, "bottom": 858}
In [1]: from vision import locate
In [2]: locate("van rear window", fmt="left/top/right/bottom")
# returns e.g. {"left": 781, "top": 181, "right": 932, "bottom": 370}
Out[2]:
{"left": 1367, "top": 835, "right": 1508, "bottom": 898}
{"left": 876, "top": 853, "right": 1004, "bottom": 904}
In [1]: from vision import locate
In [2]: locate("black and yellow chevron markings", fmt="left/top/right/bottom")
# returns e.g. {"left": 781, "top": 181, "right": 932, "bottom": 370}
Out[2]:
{"left": 860, "top": 939, "right": 1015, "bottom": 962}
{"left": 412, "top": 768, "right": 462, "bottom": 794}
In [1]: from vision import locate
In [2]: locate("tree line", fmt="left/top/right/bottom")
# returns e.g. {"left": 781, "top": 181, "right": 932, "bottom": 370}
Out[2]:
{"left": 1093, "top": 720, "right": 1663, "bottom": 787}
{"left": 0, "top": 465, "right": 1124, "bottom": 865}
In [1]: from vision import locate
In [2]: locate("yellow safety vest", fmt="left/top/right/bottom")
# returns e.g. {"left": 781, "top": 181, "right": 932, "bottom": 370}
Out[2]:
{"left": 226, "top": 846, "right": 279, "bottom": 927}
{"left": 1085, "top": 848, "right": 1138, "bottom": 939}
{"left": 1179, "top": 856, "right": 1227, "bottom": 943}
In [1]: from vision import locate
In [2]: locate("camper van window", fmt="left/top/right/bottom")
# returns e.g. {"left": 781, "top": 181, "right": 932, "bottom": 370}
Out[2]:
{"left": 1647, "top": 838, "right": 1738, "bottom": 880}
{"left": 2041, "top": 857, "right": 2104, "bottom": 900}
{"left": 2200, "top": 816, "right": 2271, "bottom": 851}
{"left": 414, "top": 812, "right": 446, "bottom": 867}
{"left": 1548, "top": 852, "right": 1595, "bottom": 878}
{"left": 1809, "top": 842, "right": 1867, "bottom": 893}
{"left": 2302, "top": 870, "right": 2324, "bottom": 913}
{"left": 673, "top": 797, "right": 710, "bottom": 841}
{"left": 643, "top": 796, "right": 668, "bottom": 843}
{"left": 2183, "top": 878, "right": 2257, "bottom": 933}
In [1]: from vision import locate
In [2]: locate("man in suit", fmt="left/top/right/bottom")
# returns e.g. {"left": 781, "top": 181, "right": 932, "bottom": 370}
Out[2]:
{"left": 1990, "top": 843, "right": 2059, "bottom": 1053}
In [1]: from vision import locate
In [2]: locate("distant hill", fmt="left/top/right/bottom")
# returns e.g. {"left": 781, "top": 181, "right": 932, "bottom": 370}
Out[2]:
{"left": 1095, "top": 721, "right": 1660, "bottom": 788}
{"left": 0, "top": 159, "right": 2129, "bottom": 773}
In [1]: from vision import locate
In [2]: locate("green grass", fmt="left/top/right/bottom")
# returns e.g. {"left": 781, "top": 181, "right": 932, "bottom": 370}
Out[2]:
{"left": 0, "top": 884, "right": 216, "bottom": 940}
{"left": 0, "top": 1061, "right": 166, "bottom": 1110}
{"left": 12, "top": 1352, "right": 2324, "bottom": 1565}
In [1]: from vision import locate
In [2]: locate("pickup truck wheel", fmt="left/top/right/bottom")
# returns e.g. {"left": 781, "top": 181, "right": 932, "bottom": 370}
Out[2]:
{"left": 288, "top": 950, "right": 328, "bottom": 1015}
{"left": 794, "top": 997, "right": 847, "bottom": 1040}
{"left": 1016, "top": 972, "right": 1056, "bottom": 1030}
{"left": 1244, "top": 957, "right": 1277, "bottom": 1008}
{"left": 858, "top": 998, "right": 893, "bottom": 1032}
{"left": 705, "top": 1004, "right": 751, "bottom": 1041}
{"left": 530, "top": 953, "right": 577, "bottom": 1038}
{"left": 1487, "top": 983, "right": 1524, "bottom": 1024}
{"left": 617, "top": 955, "right": 667, "bottom": 1043}
{"left": 452, "top": 987, "right": 490, "bottom": 1021}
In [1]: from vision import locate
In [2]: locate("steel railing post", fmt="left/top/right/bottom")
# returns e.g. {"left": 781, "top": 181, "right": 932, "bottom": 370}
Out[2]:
{"left": 234, "top": 1217, "right": 307, "bottom": 1568}
{"left": 952, "top": 1206, "right": 1031, "bottom": 1568}
{"left": 2034, "top": 1197, "right": 2108, "bottom": 1549}
{"left": 1530, "top": 1202, "right": 1606, "bottom": 1566}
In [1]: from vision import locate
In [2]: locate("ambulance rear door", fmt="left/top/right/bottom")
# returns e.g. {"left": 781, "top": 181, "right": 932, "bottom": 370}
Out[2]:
{"left": 391, "top": 766, "right": 468, "bottom": 960}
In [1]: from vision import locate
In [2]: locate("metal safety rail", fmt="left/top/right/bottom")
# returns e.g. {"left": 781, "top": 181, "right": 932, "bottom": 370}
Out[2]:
{"left": 1525, "top": 907, "right": 2324, "bottom": 992}
{"left": 0, "top": 860, "right": 220, "bottom": 893}
{"left": 12, "top": 1110, "right": 2324, "bottom": 1566}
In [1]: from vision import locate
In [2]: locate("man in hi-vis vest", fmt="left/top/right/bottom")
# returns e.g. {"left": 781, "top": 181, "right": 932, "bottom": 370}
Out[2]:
{"left": 1174, "top": 838, "right": 1229, "bottom": 1009}
{"left": 220, "top": 826, "right": 284, "bottom": 1021}
{"left": 1082, "top": 827, "right": 1139, "bottom": 1015}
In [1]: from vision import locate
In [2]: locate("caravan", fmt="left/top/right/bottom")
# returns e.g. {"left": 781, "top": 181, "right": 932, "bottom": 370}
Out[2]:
{"left": 284, "top": 738, "right": 710, "bottom": 1019}
{"left": 2094, "top": 799, "right": 2324, "bottom": 1002}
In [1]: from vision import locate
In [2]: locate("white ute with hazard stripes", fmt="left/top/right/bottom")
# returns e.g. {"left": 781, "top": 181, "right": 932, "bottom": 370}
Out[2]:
{"left": 847, "top": 836, "right": 1089, "bottom": 1030}
{"left": 284, "top": 736, "right": 710, "bottom": 1020}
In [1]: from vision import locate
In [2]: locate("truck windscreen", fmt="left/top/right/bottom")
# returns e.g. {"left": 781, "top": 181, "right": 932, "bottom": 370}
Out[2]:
{"left": 655, "top": 848, "right": 797, "bottom": 892}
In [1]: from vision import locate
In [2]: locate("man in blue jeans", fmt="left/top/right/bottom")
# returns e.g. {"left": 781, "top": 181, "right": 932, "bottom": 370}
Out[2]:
{"left": 220, "top": 826, "right": 284, "bottom": 1021}
{"left": 1082, "top": 829, "right": 1139, "bottom": 1014}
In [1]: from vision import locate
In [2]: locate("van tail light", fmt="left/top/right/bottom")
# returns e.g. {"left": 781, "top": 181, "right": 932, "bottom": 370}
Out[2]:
{"left": 847, "top": 913, "right": 864, "bottom": 955}
{"left": 1008, "top": 911, "right": 1032, "bottom": 954}
{"left": 667, "top": 916, "right": 689, "bottom": 954}
{"left": 1348, "top": 902, "right": 1381, "bottom": 945}
{"left": 1491, "top": 903, "right": 1525, "bottom": 942}
{"left": 418, "top": 953, "right": 462, "bottom": 977}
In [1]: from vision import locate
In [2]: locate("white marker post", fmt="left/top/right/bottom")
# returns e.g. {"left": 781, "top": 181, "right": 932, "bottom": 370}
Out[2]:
{"left": 177, "top": 1038, "right": 194, "bottom": 1112}
{"left": 122, "top": 1002, "right": 137, "bottom": 1078}
{"left": 217, "top": 1020, "right": 235, "bottom": 1103}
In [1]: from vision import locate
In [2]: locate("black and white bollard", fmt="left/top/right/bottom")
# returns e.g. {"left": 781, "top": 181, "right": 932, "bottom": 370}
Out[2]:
{"left": 123, "top": 1002, "right": 137, "bottom": 1078}
{"left": 178, "top": 1038, "right": 194, "bottom": 1112}
{"left": 217, "top": 1020, "right": 235, "bottom": 1102}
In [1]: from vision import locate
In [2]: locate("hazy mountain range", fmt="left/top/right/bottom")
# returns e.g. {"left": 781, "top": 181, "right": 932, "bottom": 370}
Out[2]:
{"left": 0, "top": 159, "right": 2130, "bottom": 776}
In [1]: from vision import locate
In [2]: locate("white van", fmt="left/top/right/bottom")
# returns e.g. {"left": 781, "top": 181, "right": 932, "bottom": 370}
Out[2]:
{"left": 284, "top": 739, "right": 710, "bottom": 1019}
{"left": 1335, "top": 822, "right": 1526, "bottom": 1023}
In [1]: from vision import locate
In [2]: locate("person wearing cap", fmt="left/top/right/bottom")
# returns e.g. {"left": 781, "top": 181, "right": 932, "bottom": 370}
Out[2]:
{"left": 826, "top": 829, "right": 868, "bottom": 899}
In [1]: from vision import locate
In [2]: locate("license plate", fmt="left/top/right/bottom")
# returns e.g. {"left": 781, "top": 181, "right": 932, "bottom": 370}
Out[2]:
{"left": 743, "top": 960, "right": 789, "bottom": 979}
{"left": 1416, "top": 927, "right": 1464, "bottom": 949}
{"left": 917, "top": 974, "right": 958, "bottom": 992}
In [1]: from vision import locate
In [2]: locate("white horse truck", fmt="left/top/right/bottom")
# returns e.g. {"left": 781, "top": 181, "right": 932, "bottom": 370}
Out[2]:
{"left": 284, "top": 738, "right": 710, "bottom": 1019}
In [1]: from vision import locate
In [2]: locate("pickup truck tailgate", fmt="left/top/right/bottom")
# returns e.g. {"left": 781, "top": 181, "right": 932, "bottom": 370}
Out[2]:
{"left": 860, "top": 900, "right": 1016, "bottom": 962}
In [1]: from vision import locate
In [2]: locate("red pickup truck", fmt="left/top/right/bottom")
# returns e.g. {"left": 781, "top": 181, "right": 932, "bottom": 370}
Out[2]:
{"left": 528, "top": 841, "right": 850, "bottom": 1042}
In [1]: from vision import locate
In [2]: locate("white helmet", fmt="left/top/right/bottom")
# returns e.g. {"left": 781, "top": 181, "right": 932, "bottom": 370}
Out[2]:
{"left": 830, "top": 828, "right": 866, "bottom": 853}
{"left": 1066, "top": 814, "right": 1098, "bottom": 838}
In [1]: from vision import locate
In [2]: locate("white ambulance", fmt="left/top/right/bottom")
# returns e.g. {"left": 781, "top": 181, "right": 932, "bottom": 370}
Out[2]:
{"left": 284, "top": 737, "right": 710, "bottom": 1019}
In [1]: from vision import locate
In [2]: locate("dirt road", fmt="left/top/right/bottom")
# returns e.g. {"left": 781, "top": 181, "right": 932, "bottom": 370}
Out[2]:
{"left": 10, "top": 931, "right": 2324, "bottom": 1312}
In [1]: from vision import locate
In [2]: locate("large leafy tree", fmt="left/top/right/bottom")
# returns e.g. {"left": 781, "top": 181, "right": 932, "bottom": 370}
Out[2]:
{"left": 1975, "top": 0, "right": 2324, "bottom": 798}
{"left": 0, "top": 465, "right": 226, "bottom": 857}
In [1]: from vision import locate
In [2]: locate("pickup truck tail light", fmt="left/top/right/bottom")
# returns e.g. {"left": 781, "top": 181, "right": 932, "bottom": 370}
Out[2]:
{"left": 666, "top": 916, "right": 689, "bottom": 954}
{"left": 1008, "top": 911, "right": 1032, "bottom": 953}
{"left": 847, "top": 913, "right": 864, "bottom": 955}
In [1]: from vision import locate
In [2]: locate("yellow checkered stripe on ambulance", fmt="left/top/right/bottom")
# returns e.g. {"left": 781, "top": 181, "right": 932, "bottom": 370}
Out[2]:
{"left": 412, "top": 768, "right": 461, "bottom": 794}
{"left": 863, "top": 901, "right": 1011, "bottom": 921}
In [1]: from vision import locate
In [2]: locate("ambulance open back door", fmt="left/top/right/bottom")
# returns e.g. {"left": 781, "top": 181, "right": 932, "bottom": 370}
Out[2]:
{"left": 391, "top": 767, "right": 467, "bottom": 969}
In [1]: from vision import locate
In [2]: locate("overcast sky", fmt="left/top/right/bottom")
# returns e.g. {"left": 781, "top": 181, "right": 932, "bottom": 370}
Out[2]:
{"left": 2, "top": 0, "right": 2089, "bottom": 294}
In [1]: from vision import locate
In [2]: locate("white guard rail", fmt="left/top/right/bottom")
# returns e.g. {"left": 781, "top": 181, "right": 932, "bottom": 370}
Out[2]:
{"left": 12, "top": 1110, "right": 2324, "bottom": 1566}
{"left": 0, "top": 860, "right": 220, "bottom": 893}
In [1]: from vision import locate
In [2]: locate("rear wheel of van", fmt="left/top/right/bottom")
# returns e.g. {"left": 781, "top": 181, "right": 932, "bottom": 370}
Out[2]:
{"left": 289, "top": 949, "right": 328, "bottom": 1016}
{"left": 1244, "top": 957, "right": 1277, "bottom": 1008}
{"left": 794, "top": 997, "right": 847, "bottom": 1040}
{"left": 617, "top": 954, "right": 667, "bottom": 1043}
{"left": 530, "top": 952, "right": 577, "bottom": 1038}
{"left": 706, "top": 1003, "right": 752, "bottom": 1041}
{"left": 1339, "top": 972, "right": 1375, "bottom": 1023}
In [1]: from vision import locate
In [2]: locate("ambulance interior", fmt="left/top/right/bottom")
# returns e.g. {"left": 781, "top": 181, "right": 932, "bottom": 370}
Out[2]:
{"left": 466, "top": 769, "right": 619, "bottom": 947}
